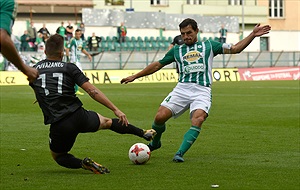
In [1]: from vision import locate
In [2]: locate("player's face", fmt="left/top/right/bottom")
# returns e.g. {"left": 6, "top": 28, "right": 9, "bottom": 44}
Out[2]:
{"left": 75, "top": 31, "right": 81, "bottom": 39}
{"left": 180, "top": 25, "right": 198, "bottom": 46}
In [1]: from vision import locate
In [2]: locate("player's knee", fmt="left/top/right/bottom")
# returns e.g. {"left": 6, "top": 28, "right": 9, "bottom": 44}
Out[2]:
{"left": 55, "top": 154, "right": 66, "bottom": 166}
{"left": 98, "top": 115, "right": 111, "bottom": 129}
{"left": 191, "top": 112, "right": 207, "bottom": 127}
{"left": 51, "top": 150, "right": 60, "bottom": 161}
{"left": 53, "top": 153, "right": 73, "bottom": 168}
{"left": 192, "top": 116, "right": 206, "bottom": 126}
{"left": 154, "top": 109, "right": 172, "bottom": 124}
{"left": 54, "top": 153, "right": 82, "bottom": 169}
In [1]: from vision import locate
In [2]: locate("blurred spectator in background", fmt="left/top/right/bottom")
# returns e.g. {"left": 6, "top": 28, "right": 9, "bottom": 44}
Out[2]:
{"left": 66, "top": 21, "right": 74, "bottom": 41}
{"left": 219, "top": 24, "right": 228, "bottom": 43}
{"left": 11, "top": 30, "right": 21, "bottom": 51}
{"left": 35, "top": 33, "right": 45, "bottom": 52}
{"left": 77, "top": 23, "right": 85, "bottom": 41}
{"left": 38, "top": 23, "right": 50, "bottom": 42}
{"left": 27, "top": 21, "right": 37, "bottom": 48}
{"left": 117, "top": 22, "right": 127, "bottom": 43}
{"left": 88, "top": 32, "right": 101, "bottom": 51}
{"left": 56, "top": 21, "right": 66, "bottom": 38}
{"left": 20, "top": 30, "right": 30, "bottom": 51}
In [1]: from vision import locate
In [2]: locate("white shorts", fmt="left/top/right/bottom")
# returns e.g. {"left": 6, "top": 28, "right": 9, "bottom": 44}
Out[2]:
{"left": 160, "top": 82, "right": 212, "bottom": 119}
{"left": 75, "top": 62, "right": 83, "bottom": 71}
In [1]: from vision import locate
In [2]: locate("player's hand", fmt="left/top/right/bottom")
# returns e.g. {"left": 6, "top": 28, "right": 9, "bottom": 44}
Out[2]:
{"left": 88, "top": 54, "right": 92, "bottom": 62}
{"left": 114, "top": 109, "right": 129, "bottom": 126}
{"left": 253, "top": 24, "right": 271, "bottom": 37}
{"left": 120, "top": 76, "right": 136, "bottom": 84}
{"left": 25, "top": 67, "right": 39, "bottom": 83}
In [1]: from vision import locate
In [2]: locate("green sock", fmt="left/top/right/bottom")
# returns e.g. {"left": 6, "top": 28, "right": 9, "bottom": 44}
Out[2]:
{"left": 74, "top": 84, "right": 79, "bottom": 92}
{"left": 176, "top": 126, "right": 201, "bottom": 156}
{"left": 150, "top": 122, "right": 166, "bottom": 147}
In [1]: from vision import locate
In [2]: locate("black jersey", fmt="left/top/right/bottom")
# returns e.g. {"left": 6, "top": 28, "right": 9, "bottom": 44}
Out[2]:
{"left": 30, "top": 59, "right": 89, "bottom": 124}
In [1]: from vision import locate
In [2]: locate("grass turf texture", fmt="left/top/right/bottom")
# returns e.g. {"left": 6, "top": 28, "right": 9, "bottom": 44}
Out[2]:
{"left": 0, "top": 81, "right": 299, "bottom": 190}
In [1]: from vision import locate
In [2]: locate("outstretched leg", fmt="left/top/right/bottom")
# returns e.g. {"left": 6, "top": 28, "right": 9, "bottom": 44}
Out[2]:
{"left": 51, "top": 151, "right": 110, "bottom": 174}
{"left": 52, "top": 152, "right": 82, "bottom": 169}
{"left": 109, "top": 118, "right": 156, "bottom": 141}
{"left": 173, "top": 109, "right": 207, "bottom": 162}
{"left": 96, "top": 115, "right": 156, "bottom": 141}
{"left": 148, "top": 106, "right": 172, "bottom": 151}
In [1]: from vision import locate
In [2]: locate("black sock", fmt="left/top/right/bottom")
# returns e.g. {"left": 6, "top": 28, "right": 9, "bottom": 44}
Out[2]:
{"left": 110, "top": 118, "right": 144, "bottom": 138}
{"left": 55, "top": 153, "right": 82, "bottom": 169}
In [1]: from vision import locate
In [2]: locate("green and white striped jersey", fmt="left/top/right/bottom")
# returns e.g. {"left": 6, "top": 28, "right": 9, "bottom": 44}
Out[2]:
{"left": 159, "top": 40, "right": 223, "bottom": 87}
{"left": 68, "top": 38, "right": 86, "bottom": 63}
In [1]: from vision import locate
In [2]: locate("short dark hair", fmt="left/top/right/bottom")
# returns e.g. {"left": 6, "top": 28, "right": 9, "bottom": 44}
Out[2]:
{"left": 75, "top": 29, "right": 81, "bottom": 33}
{"left": 179, "top": 18, "right": 198, "bottom": 31}
{"left": 45, "top": 34, "right": 64, "bottom": 57}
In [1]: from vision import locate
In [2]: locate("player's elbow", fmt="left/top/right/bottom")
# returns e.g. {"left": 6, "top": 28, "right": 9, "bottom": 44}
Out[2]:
{"left": 230, "top": 46, "right": 243, "bottom": 54}
{"left": 0, "top": 29, "right": 8, "bottom": 45}
{"left": 153, "top": 62, "right": 164, "bottom": 70}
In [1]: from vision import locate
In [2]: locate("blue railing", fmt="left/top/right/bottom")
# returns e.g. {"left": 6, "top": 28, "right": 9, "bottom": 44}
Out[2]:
{"left": 1, "top": 51, "right": 299, "bottom": 71}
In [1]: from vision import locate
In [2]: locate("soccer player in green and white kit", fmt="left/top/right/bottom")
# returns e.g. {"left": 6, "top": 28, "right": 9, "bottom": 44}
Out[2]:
{"left": 0, "top": 0, "right": 38, "bottom": 82}
{"left": 121, "top": 18, "right": 271, "bottom": 162}
{"left": 66, "top": 29, "right": 92, "bottom": 95}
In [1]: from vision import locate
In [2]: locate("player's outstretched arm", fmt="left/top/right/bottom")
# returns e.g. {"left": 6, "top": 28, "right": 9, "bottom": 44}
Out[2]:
{"left": 81, "top": 81, "right": 128, "bottom": 126}
{"left": 82, "top": 49, "right": 92, "bottom": 61}
{"left": 224, "top": 24, "right": 271, "bottom": 54}
{"left": 120, "top": 61, "right": 164, "bottom": 84}
{"left": 0, "top": 29, "right": 39, "bottom": 82}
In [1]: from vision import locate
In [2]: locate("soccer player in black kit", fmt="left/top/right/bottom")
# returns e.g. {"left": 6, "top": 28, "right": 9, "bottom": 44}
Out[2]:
{"left": 30, "top": 34, "right": 156, "bottom": 174}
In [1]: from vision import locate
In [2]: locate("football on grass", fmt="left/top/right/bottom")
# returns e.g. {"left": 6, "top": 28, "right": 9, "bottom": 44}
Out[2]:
{"left": 128, "top": 143, "right": 151, "bottom": 164}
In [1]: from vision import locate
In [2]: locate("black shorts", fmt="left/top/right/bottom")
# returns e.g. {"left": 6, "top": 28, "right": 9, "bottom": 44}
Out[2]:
{"left": 49, "top": 107, "right": 100, "bottom": 153}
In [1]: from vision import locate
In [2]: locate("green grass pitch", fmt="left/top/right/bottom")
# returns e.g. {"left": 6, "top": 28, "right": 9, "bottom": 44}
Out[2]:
{"left": 0, "top": 81, "right": 299, "bottom": 189}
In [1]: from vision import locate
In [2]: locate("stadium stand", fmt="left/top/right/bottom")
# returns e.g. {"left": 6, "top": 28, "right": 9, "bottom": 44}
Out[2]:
{"left": 15, "top": 32, "right": 215, "bottom": 52}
